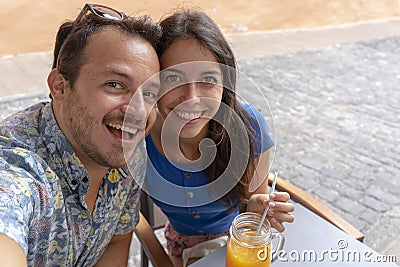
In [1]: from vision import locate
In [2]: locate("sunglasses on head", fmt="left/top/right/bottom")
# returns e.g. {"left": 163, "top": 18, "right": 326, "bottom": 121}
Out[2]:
{"left": 75, "top": 3, "right": 124, "bottom": 23}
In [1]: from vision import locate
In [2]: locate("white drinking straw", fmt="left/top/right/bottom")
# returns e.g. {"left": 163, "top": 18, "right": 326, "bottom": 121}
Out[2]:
{"left": 255, "top": 172, "right": 278, "bottom": 236}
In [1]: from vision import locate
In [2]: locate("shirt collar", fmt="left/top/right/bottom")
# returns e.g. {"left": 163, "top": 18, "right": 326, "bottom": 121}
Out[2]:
{"left": 39, "top": 103, "right": 88, "bottom": 191}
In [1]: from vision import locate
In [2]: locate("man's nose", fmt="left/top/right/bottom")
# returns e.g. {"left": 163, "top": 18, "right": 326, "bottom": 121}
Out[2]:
{"left": 121, "top": 91, "right": 147, "bottom": 120}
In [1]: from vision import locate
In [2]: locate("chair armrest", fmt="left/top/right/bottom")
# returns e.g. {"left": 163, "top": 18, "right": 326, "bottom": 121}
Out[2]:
{"left": 267, "top": 173, "right": 364, "bottom": 242}
{"left": 134, "top": 212, "right": 174, "bottom": 267}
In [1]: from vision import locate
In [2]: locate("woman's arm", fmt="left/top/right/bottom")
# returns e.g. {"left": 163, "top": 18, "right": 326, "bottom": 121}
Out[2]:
{"left": 245, "top": 149, "right": 295, "bottom": 232}
{"left": 246, "top": 149, "right": 271, "bottom": 196}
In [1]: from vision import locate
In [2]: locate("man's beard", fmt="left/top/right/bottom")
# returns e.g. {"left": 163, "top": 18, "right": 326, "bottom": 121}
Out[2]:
{"left": 63, "top": 92, "right": 126, "bottom": 168}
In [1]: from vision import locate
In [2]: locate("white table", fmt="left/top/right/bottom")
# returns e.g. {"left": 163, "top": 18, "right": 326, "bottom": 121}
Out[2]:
{"left": 191, "top": 203, "right": 398, "bottom": 266}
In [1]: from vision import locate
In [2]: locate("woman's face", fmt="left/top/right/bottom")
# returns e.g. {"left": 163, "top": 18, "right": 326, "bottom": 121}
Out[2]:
{"left": 158, "top": 38, "right": 224, "bottom": 140}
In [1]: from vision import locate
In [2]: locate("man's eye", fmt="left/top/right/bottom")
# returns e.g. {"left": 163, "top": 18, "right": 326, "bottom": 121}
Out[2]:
{"left": 143, "top": 91, "right": 157, "bottom": 102}
{"left": 106, "top": 82, "right": 123, "bottom": 89}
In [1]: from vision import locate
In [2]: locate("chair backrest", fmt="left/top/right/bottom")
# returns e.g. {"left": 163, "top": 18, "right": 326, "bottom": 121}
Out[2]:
{"left": 140, "top": 192, "right": 167, "bottom": 230}
{"left": 136, "top": 192, "right": 169, "bottom": 267}
{"left": 134, "top": 211, "right": 173, "bottom": 267}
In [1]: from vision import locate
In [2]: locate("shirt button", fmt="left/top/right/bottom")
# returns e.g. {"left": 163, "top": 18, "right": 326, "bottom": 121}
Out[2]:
{"left": 187, "top": 192, "right": 194, "bottom": 198}
{"left": 184, "top": 173, "right": 191, "bottom": 179}
{"left": 71, "top": 180, "right": 78, "bottom": 186}
{"left": 194, "top": 214, "right": 200, "bottom": 219}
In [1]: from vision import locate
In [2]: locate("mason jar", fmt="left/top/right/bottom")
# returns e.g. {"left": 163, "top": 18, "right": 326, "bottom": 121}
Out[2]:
{"left": 226, "top": 212, "right": 285, "bottom": 267}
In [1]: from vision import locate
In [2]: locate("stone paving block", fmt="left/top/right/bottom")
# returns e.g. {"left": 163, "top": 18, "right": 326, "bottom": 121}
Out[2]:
{"left": 387, "top": 205, "right": 400, "bottom": 218}
{"left": 339, "top": 211, "right": 368, "bottom": 232}
{"left": 333, "top": 196, "right": 367, "bottom": 216}
{"left": 371, "top": 175, "right": 400, "bottom": 194}
{"left": 365, "top": 185, "right": 400, "bottom": 206}
{"left": 319, "top": 166, "right": 348, "bottom": 181}
{"left": 361, "top": 195, "right": 392, "bottom": 213}
{"left": 300, "top": 156, "right": 326, "bottom": 171}
{"left": 339, "top": 185, "right": 364, "bottom": 200}
{"left": 316, "top": 175, "right": 345, "bottom": 190}
{"left": 358, "top": 207, "right": 383, "bottom": 225}
{"left": 341, "top": 175, "right": 374, "bottom": 191}
{"left": 355, "top": 155, "right": 386, "bottom": 168}
{"left": 311, "top": 185, "right": 340, "bottom": 202}
{"left": 364, "top": 215, "right": 400, "bottom": 253}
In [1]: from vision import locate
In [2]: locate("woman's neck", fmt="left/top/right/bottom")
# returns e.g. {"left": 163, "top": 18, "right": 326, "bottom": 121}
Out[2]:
{"left": 178, "top": 137, "right": 201, "bottom": 161}
{"left": 150, "top": 112, "right": 207, "bottom": 163}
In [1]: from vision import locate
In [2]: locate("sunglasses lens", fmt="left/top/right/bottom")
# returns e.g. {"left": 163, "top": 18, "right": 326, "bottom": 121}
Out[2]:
{"left": 92, "top": 5, "right": 123, "bottom": 20}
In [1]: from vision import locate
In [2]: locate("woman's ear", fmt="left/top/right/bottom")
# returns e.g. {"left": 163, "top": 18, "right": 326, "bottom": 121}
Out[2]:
{"left": 47, "top": 69, "right": 68, "bottom": 100}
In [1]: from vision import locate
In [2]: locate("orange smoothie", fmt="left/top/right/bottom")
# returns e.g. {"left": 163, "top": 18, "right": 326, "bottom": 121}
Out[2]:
{"left": 226, "top": 234, "right": 271, "bottom": 267}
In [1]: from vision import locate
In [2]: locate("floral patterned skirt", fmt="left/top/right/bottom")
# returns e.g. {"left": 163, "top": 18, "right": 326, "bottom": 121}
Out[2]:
{"left": 164, "top": 221, "right": 229, "bottom": 256}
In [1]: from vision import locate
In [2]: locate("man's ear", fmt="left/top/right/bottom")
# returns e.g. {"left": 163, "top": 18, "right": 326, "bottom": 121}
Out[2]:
{"left": 47, "top": 69, "right": 68, "bottom": 100}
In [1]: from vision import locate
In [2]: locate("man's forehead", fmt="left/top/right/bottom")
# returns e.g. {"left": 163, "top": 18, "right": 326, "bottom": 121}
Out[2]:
{"left": 83, "top": 27, "right": 159, "bottom": 68}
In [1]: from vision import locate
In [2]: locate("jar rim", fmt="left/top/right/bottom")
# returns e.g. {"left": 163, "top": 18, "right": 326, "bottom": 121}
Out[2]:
{"left": 230, "top": 212, "right": 272, "bottom": 247}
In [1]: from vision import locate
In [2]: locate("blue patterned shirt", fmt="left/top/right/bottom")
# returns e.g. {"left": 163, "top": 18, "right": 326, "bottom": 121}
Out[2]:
{"left": 0, "top": 102, "right": 144, "bottom": 266}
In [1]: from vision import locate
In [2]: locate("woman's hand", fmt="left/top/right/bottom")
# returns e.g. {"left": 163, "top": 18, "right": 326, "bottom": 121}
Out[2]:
{"left": 247, "top": 192, "right": 295, "bottom": 232}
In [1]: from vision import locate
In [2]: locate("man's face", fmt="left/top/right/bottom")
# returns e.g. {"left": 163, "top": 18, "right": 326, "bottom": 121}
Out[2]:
{"left": 58, "top": 26, "right": 159, "bottom": 168}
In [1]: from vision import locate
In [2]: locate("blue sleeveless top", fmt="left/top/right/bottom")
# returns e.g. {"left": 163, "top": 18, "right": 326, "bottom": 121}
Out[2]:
{"left": 144, "top": 103, "right": 274, "bottom": 235}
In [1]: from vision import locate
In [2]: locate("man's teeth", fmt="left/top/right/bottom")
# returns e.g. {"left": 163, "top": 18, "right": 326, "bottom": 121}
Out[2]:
{"left": 106, "top": 122, "right": 138, "bottom": 135}
{"left": 176, "top": 111, "right": 202, "bottom": 120}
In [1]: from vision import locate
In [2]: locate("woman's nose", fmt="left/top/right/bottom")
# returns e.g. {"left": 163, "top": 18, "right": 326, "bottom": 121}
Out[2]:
{"left": 182, "top": 82, "right": 200, "bottom": 101}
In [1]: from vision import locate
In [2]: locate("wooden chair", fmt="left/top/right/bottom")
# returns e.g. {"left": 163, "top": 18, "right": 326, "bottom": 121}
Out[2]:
{"left": 134, "top": 210, "right": 173, "bottom": 267}
{"left": 134, "top": 193, "right": 172, "bottom": 267}
{"left": 134, "top": 173, "right": 364, "bottom": 267}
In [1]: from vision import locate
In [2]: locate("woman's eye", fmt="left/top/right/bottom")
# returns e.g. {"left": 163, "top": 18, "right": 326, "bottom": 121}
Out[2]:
{"left": 165, "top": 75, "right": 181, "bottom": 82}
{"left": 201, "top": 76, "right": 218, "bottom": 84}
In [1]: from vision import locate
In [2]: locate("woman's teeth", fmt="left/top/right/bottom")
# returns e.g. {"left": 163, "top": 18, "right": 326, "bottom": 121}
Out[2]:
{"left": 175, "top": 111, "right": 202, "bottom": 120}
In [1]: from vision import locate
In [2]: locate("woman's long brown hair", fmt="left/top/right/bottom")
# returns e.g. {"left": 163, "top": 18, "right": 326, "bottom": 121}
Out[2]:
{"left": 158, "top": 9, "right": 260, "bottom": 211}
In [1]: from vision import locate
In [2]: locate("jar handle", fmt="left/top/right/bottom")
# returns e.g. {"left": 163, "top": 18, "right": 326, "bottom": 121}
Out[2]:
{"left": 271, "top": 232, "right": 285, "bottom": 262}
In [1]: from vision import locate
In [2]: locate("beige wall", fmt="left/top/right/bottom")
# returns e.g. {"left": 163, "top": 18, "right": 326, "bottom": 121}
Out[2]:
{"left": 1, "top": 0, "right": 400, "bottom": 55}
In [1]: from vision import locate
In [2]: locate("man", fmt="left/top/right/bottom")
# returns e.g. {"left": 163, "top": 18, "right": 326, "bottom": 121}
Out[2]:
{"left": 0, "top": 4, "right": 160, "bottom": 266}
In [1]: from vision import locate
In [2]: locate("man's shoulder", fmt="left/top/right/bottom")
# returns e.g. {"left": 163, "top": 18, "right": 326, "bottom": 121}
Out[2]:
{"left": 0, "top": 102, "right": 53, "bottom": 185}
{"left": 0, "top": 102, "right": 46, "bottom": 126}
{"left": 0, "top": 102, "right": 47, "bottom": 138}
{"left": 0, "top": 102, "right": 51, "bottom": 150}
{"left": 0, "top": 145, "right": 49, "bottom": 182}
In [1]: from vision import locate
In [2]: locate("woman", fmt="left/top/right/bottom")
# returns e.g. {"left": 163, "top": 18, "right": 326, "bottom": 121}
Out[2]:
{"left": 144, "top": 9, "right": 294, "bottom": 266}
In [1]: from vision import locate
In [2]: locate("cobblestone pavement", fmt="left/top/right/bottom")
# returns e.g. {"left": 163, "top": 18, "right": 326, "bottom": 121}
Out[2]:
{"left": 237, "top": 35, "right": 400, "bottom": 257}
{"left": 0, "top": 35, "right": 399, "bottom": 265}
